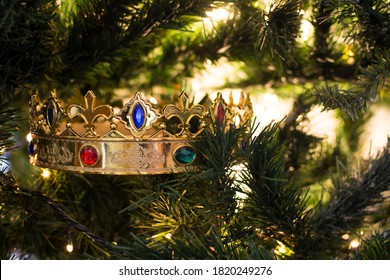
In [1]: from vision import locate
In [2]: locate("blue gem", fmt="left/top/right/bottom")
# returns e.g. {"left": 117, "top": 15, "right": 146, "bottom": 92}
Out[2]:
{"left": 132, "top": 103, "right": 145, "bottom": 130}
{"left": 28, "top": 141, "right": 35, "bottom": 155}
{"left": 46, "top": 100, "right": 57, "bottom": 127}
{"left": 174, "top": 146, "right": 196, "bottom": 164}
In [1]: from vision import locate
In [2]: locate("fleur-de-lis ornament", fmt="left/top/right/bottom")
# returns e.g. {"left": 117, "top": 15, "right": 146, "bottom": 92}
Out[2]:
{"left": 68, "top": 91, "right": 113, "bottom": 137}
{"left": 163, "top": 92, "right": 205, "bottom": 137}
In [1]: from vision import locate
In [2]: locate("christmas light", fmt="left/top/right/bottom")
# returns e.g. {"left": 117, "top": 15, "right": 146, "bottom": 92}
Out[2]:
{"left": 41, "top": 168, "right": 51, "bottom": 178}
{"left": 66, "top": 226, "right": 73, "bottom": 253}
{"left": 349, "top": 239, "right": 361, "bottom": 249}
{"left": 342, "top": 233, "right": 350, "bottom": 240}
{"left": 274, "top": 241, "right": 287, "bottom": 254}
{"left": 66, "top": 242, "right": 73, "bottom": 253}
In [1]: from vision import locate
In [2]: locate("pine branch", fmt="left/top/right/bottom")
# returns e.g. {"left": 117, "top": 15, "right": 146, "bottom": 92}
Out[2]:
{"left": 169, "top": 230, "right": 274, "bottom": 260}
{"left": 307, "top": 140, "right": 390, "bottom": 257}
{"left": 117, "top": 119, "right": 250, "bottom": 257}
{"left": 0, "top": 0, "right": 58, "bottom": 96}
{"left": 316, "top": 140, "right": 390, "bottom": 228}
{"left": 355, "top": 231, "right": 390, "bottom": 260}
{"left": 0, "top": 96, "right": 18, "bottom": 157}
{"left": 0, "top": 173, "right": 112, "bottom": 257}
{"left": 359, "top": 51, "right": 390, "bottom": 100}
{"left": 313, "top": 84, "right": 368, "bottom": 120}
{"left": 312, "top": 0, "right": 338, "bottom": 79}
{"left": 61, "top": 0, "right": 229, "bottom": 86}
{"left": 241, "top": 122, "right": 312, "bottom": 256}
{"left": 313, "top": 49, "right": 389, "bottom": 119}
{"left": 333, "top": 0, "right": 390, "bottom": 51}
{"left": 280, "top": 91, "right": 322, "bottom": 173}
{"left": 115, "top": 1, "right": 307, "bottom": 87}
{"left": 258, "top": 0, "right": 302, "bottom": 60}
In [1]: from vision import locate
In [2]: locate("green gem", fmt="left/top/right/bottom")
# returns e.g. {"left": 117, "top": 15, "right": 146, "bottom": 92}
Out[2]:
{"left": 174, "top": 146, "right": 196, "bottom": 164}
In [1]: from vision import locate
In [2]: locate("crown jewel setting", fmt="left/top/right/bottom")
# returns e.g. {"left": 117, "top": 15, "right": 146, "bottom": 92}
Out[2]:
{"left": 29, "top": 90, "right": 253, "bottom": 175}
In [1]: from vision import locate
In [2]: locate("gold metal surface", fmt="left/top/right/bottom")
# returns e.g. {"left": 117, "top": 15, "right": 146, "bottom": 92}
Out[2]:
{"left": 29, "top": 90, "right": 252, "bottom": 175}
{"left": 31, "top": 135, "right": 198, "bottom": 174}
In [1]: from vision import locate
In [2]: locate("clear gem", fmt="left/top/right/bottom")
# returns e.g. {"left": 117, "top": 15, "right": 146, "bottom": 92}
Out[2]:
{"left": 132, "top": 103, "right": 145, "bottom": 130}
{"left": 174, "top": 146, "right": 196, "bottom": 164}
{"left": 80, "top": 146, "right": 98, "bottom": 166}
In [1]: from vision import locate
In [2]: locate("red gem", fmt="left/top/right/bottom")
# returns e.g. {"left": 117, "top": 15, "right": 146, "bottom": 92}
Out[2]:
{"left": 217, "top": 102, "right": 225, "bottom": 123}
{"left": 80, "top": 146, "right": 98, "bottom": 166}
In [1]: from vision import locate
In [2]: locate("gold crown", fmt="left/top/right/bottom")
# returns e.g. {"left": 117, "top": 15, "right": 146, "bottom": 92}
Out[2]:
{"left": 28, "top": 90, "right": 253, "bottom": 175}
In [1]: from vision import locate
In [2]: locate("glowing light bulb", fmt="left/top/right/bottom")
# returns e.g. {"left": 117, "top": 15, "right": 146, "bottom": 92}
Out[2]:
{"left": 341, "top": 233, "right": 350, "bottom": 240}
{"left": 41, "top": 168, "right": 51, "bottom": 178}
{"left": 66, "top": 242, "right": 73, "bottom": 253}
{"left": 274, "top": 241, "right": 287, "bottom": 254}
{"left": 349, "top": 239, "right": 361, "bottom": 249}
{"left": 26, "top": 133, "right": 33, "bottom": 142}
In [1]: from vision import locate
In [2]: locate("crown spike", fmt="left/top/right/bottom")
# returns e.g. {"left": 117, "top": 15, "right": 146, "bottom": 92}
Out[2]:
{"left": 68, "top": 90, "right": 113, "bottom": 137}
{"left": 178, "top": 91, "right": 189, "bottom": 110}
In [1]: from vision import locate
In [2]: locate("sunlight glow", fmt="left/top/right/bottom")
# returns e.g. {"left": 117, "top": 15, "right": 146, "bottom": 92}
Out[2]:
{"left": 300, "top": 19, "right": 314, "bottom": 42}
{"left": 205, "top": 7, "right": 232, "bottom": 22}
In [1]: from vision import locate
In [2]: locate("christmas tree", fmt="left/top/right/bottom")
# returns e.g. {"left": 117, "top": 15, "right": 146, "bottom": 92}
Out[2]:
{"left": 0, "top": 0, "right": 389, "bottom": 260}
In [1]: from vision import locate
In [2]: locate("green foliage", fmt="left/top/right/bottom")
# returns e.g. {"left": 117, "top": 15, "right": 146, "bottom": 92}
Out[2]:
{"left": 313, "top": 84, "right": 368, "bottom": 120}
{"left": 0, "top": 0, "right": 58, "bottom": 96}
{"left": 240, "top": 122, "right": 313, "bottom": 258}
{"left": 0, "top": 96, "right": 18, "bottom": 158}
{"left": 313, "top": 50, "right": 390, "bottom": 119}
{"left": 0, "top": 0, "right": 389, "bottom": 260}
{"left": 257, "top": 0, "right": 302, "bottom": 60}
{"left": 333, "top": 0, "right": 390, "bottom": 52}
{"left": 307, "top": 141, "right": 390, "bottom": 258}
{"left": 355, "top": 231, "right": 390, "bottom": 260}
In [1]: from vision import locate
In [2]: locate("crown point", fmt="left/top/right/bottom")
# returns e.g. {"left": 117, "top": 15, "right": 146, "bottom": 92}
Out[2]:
{"left": 179, "top": 91, "right": 189, "bottom": 109}
{"left": 84, "top": 91, "right": 96, "bottom": 108}
{"left": 85, "top": 90, "right": 96, "bottom": 98}
{"left": 180, "top": 91, "right": 188, "bottom": 98}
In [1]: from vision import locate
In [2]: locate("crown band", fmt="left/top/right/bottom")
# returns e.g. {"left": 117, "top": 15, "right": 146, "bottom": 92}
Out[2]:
{"left": 31, "top": 135, "right": 198, "bottom": 174}
{"left": 28, "top": 90, "right": 252, "bottom": 175}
